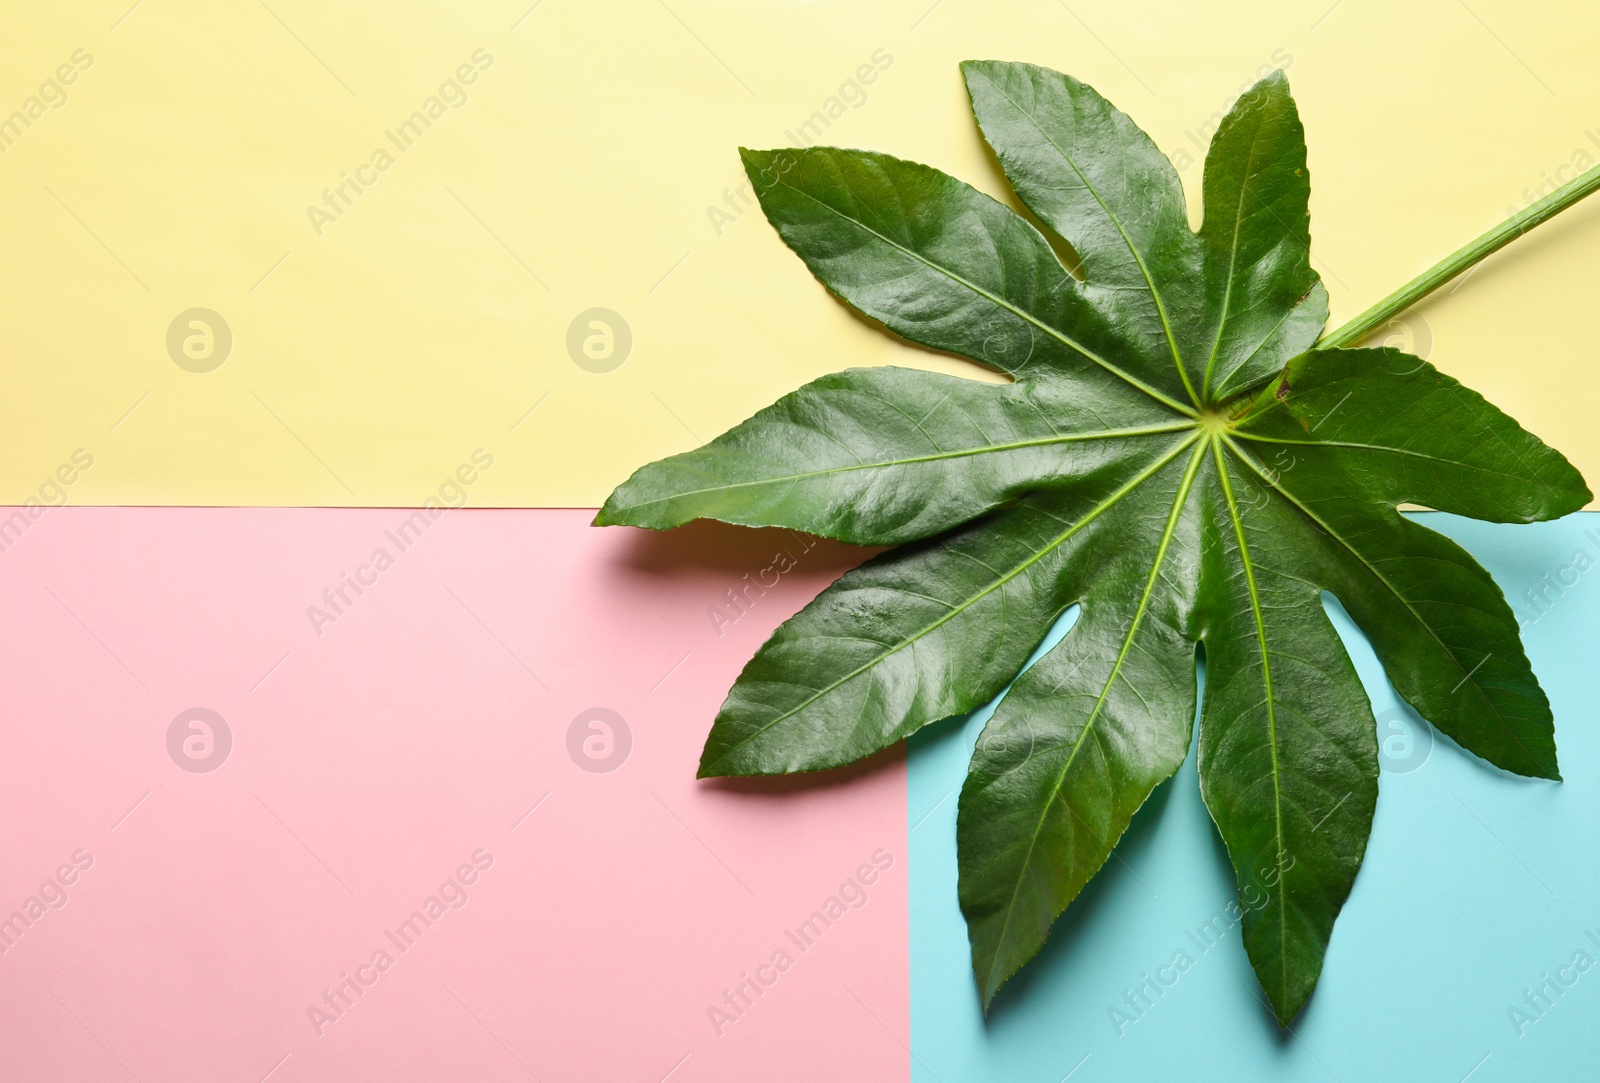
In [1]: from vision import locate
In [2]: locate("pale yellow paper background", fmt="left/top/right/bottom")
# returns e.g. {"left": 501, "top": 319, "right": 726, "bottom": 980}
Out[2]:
{"left": 3, "top": 0, "right": 1598, "bottom": 507}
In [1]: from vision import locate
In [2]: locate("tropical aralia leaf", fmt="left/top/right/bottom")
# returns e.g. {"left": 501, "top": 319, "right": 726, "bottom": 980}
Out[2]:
{"left": 597, "top": 61, "right": 1592, "bottom": 1025}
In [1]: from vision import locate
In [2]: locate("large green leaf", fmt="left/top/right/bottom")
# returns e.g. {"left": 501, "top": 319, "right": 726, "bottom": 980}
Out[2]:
{"left": 598, "top": 61, "right": 1591, "bottom": 1025}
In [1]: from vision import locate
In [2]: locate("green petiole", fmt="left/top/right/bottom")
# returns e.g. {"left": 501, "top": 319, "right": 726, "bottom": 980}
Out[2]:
{"left": 1320, "top": 164, "right": 1600, "bottom": 349}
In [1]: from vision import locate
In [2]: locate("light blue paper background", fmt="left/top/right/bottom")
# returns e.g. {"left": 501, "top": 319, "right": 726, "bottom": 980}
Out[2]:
{"left": 909, "top": 513, "right": 1600, "bottom": 1081}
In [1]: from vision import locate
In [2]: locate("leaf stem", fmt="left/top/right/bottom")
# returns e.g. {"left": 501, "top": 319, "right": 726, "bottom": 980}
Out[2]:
{"left": 1319, "top": 165, "right": 1600, "bottom": 349}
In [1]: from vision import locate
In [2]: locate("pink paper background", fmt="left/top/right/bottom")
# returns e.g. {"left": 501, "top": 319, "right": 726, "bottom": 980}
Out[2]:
{"left": 0, "top": 507, "right": 907, "bottom": 1082}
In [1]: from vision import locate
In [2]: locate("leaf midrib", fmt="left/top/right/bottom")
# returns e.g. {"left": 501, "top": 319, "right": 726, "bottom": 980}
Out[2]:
{"left": 704, "top": 433, "right": 1201, "bottom": 773}
{"left": 978, "top": 437, "right": 1208, "bottom": 998}
{"left": 765, "top": 166, "right": 1199, "bottom": 419}
{"left": 1200, "top": 109, "right": 1271, "bottom": 399}
{"left": 1230, "top": 431, "right": 1566, "bottom": 491}
{"left": 972, "top": 69, "right": 1200, "bottom": 407}
{"left": 1221, "top": 434, "right": 1542, "bottom": 770}
{"left": 1213, "top": 285, "right": 1321, "bottom": 401}
{"left": 1212, "top": 438, "right": 1291, "bottom": 1009}
{"left": 617, "top": 421, "right": 1195, "bottom": 512}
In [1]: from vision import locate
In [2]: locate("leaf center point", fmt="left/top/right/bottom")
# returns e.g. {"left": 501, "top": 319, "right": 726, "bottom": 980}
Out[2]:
{"left": 1197, "top": 409, "right": 1233, "bottom": 437}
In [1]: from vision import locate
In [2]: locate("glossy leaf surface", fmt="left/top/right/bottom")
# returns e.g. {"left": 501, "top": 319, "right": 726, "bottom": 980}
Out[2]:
{"left": 598, "top": 62, "right": 1590, "bottom": 1025}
